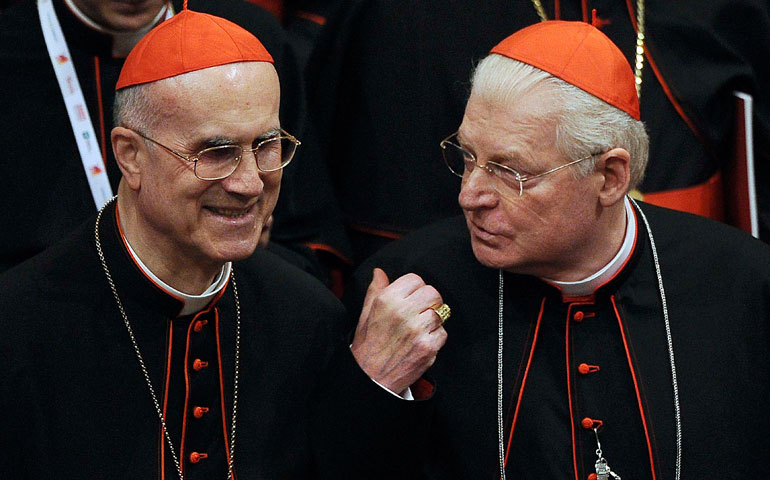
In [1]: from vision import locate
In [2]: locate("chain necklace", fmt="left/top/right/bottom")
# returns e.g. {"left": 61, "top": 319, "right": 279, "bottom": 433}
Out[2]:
{"left": 530, "top": 0, "right": 647, "bottom": 99}
{"left": 496, "top": 198, "right": 682, "bottom": 480}
{"left": 94, "top": 197, "right": 241, "bottom": 480}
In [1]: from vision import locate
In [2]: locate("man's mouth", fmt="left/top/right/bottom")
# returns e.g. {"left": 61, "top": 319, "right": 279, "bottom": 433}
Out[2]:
{"left": 206, "top": 206, "right": 252, "bottom": 218}
{"left": 470, "top": 219, "right": 494, "bottom": 235}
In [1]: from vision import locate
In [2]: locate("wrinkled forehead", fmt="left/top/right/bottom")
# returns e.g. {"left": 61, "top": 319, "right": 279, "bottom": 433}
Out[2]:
{"left": 151, "top": 62, "right": 279, "bottom": 107}
{"left": 459, "top": 88, "right": 560, "bottom": 146}
{"left": 136, "top": 62, "right": 280, "bottom": 141}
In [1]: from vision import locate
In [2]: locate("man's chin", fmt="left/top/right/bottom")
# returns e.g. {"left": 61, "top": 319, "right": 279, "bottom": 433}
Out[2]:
{"left": 471, "top": 241, "right": 511, "bottom": 270}
{"left": 210, "top": 238, "right": 261, "bottom": 265}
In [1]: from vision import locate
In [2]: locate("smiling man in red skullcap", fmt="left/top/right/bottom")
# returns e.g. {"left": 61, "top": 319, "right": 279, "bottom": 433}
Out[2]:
{"left": 341, "top": 20, "right": 770, "bottom": 479}
{"left": 0, "top": 0, "right": 332, "bottom": 277}
{"left": 0, "top": 7, "right": 418, "bottom": 479}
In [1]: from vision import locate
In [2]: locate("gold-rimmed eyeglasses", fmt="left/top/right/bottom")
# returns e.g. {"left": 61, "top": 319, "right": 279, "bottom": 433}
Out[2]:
{"left": 136, "top": 128, "right": 301, "bottom": 181}
{"left": 440, "top": 132, "right": 597, "bottom": 196}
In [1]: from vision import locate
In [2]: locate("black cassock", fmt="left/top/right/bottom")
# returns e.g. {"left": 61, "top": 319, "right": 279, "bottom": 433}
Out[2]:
{"left": 344, "top": 201, "right": 770, "bottom": 479}
{"left": 0, "top": 202, "right": 372, "bottom": 479}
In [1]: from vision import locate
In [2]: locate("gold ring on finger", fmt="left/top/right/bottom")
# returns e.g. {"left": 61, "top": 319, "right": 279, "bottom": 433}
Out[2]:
{"left": 430, "top": 303, "right": 451, "bottom": 325}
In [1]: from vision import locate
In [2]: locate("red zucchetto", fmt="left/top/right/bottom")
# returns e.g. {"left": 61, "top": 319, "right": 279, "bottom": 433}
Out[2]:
{"left": 115, "top": 8, "right": 273, "bottom": 90}
{"left": 490, "top": 20, "right": 640, "bottom": 120}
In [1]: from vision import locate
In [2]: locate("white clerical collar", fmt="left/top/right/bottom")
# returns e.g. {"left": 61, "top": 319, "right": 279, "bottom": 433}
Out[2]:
{"left": 545, "top": 197, "right": 636, "bottom": 297}
{"left": 63, "top": 0, "right": 173, "bottom": 57}
{"left": 122, "top": 236, "right": 231, "bottom": 317}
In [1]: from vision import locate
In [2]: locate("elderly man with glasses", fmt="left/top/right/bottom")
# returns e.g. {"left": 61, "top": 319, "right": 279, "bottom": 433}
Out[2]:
{"left": 343, "top": 20, "right": 770, "bottom": 479}
{"left": 0, "top": 7, "right": 446, "bottom": 479}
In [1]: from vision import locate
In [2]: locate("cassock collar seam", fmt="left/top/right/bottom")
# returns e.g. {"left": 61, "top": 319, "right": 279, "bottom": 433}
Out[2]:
{"left": 108, "top": 202, "right": 184, "bottom": 317}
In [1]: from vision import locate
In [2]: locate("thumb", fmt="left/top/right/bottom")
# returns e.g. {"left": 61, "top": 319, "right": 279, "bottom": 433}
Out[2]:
{"left": 370, "top": 267, "right": 390, "bottom": 291}
{"left": 359, "top": 267, "right": 390, "bottom": 322}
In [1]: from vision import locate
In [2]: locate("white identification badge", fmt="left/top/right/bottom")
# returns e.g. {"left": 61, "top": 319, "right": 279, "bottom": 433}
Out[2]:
{"left": 38, "top": 0, "right": 113, "bottom": 210}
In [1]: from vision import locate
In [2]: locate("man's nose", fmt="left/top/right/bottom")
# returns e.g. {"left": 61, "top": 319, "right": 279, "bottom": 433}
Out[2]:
{"left": 222, "top": 150, "right": 265, "bottom": 196}
{"left": 458, "top": 166, "right": 498, "bottom": 210}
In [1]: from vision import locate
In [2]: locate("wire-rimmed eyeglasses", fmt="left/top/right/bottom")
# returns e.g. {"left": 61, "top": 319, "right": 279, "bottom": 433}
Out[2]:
{"left": 440, "top": 132, "right": 597, "bottom": 196}
{"left": 136, "top": 128, "right": 301, "bottom": 181}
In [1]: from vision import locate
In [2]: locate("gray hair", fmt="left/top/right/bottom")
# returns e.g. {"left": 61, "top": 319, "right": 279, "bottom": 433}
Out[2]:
{"left": 113, "top": 81, "right": 161, "bottom": 133}
{"left": 469, "top": 54, "right": 649, "bottom": 190}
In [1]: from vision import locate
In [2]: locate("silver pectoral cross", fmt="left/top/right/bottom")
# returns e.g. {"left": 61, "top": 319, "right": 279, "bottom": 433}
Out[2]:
{"left": 593, "top": 428, "right": 622, "bottom": 480}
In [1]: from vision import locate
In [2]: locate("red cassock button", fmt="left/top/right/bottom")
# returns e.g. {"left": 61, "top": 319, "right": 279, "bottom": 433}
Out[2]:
{"left": 581, "top": 417, "right": 603, "bottom": 429}
{"left": 573, "top": 311, "right": 585, "bottom": 322}
{"left": 588, "top": 474, "right": 598, "bottom": 480}
{"left": 578, "top": 363, "right": 600, "bottom": 374}
{"left": 193, "top": 359, "right": 209, "bottom": 371}
{"left": 189, "top": 452, "right": 208, "bottom": 463}
{"left": 193, "top": 319, "right": 208, "bottom": 332}
{"left": 193, "top": 406, "right": 209, "bottom": 419}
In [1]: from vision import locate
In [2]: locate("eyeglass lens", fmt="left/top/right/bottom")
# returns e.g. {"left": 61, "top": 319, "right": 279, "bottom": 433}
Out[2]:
{"left": 441, "top": 140, "right": 526, "bottom": 195}
{"left": 442, "top": 141, "right": 472, "bottom": 177}
{"left": 195, "top": 137, "right": 297, "bottom": 180}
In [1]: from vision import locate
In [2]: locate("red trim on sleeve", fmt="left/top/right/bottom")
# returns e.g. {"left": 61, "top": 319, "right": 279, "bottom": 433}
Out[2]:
{"left": 348, "top": 224, "right": 403, "bottom": 240}
{"left": 294, "top": 10, "right": 327, "bottom": 25}
{"left": 411, "top": 378, "right": 435, "bottom": 400}
{"left": 304, "top": 242, "right": 354, "bottom": 266}
{"left": 611, "top": 296, "right": 658, "bottom": 480}
{"left": 502, "top": 297, "right": 547, "bottom": 471}
{"left": 641, "top": 172, "right": 724, "bottom": 221}
{"left": 244, "top": 0, "right": 284, "bottom": 21}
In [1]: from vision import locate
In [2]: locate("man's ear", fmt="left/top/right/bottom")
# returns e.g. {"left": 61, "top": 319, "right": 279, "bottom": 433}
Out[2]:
{"left": 111, "top": 126, "right": 143, "bottom": 191}
{"left": 596, "top": 147, "right": 631, "bottom": 207}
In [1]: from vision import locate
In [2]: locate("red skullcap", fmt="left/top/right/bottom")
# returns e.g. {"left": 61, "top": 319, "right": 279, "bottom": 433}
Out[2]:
{"left": 116, "top": 9, "right": 273, "bottom": 90}
{"left": 490, "top": 20, "right": 640, "bottom": 120}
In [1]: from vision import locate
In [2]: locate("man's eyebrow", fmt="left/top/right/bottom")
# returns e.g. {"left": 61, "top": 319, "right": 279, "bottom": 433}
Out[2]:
{"left": 494, "top": 148, "right": 538, "bottom": 173}
{"left": 256, "top": 128, "right": 281, "bottom": 142}
{"left": 198, "top": 128, "right": 282, "bottom": 149}
{"left": 202, "top": 136, "right": 238, "bottom": 148}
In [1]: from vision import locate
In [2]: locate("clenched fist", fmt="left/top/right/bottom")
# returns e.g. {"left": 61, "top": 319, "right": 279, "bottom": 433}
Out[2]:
{"left": 351, "top": 268, "right": 448, "bottom": 394}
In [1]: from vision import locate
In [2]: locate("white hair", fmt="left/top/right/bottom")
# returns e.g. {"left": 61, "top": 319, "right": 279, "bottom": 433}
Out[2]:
{"left": 113, "top": 80, "right": 165, "bottom": 133}
{"left": 470, "top": 54, "right": 649, "bottom": 190}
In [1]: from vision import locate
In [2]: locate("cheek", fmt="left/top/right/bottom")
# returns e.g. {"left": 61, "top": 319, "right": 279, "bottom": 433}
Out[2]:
{"left": 493, "top": 196, "right": 546, "bottom": 235}
{"left": 263, "top": 171, "right": 282, "bottom": 189}
{"left": 261, "top": 172, "right": 282, "bottom": 201}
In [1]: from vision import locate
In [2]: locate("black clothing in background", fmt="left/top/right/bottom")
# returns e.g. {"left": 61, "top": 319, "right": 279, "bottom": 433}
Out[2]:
{"left": 345, "top": 204, "right": 770, "bottom": 478}
{"left": 306, "top": 0, "right": 770, "bottom": 264}
{"left": 0, "top": 0, "right": 348, "bottom": 281}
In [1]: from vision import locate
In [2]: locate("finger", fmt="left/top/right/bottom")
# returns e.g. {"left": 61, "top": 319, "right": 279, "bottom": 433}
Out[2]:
{"left": 429, "top": 325, "right": 449, "bottom": 347}
{"left": 428, "top": 303, "right": 451, "bottom": 332}
{"left": 394, "top": 283, "right": 442, "bottom": 322}
{"left": 407, "top": 284, "right": 442, "bottom": 311}
{"left": 385, "top": 272, "right": 428, "bottom": 298}
{"left": 416, "top": 308, "right": 442, "bottom": 332}
{"left": 359, "top": 267, "right": 391, "bottom": 322}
